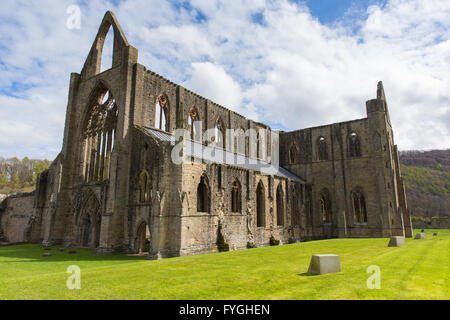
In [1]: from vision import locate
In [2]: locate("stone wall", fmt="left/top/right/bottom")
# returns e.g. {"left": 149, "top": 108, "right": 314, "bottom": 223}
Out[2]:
{"left": 0, "top": 193, "right": 35, "bottom": 243}
{"left": 412, "top": 217, "right": 450, "bottom": 229}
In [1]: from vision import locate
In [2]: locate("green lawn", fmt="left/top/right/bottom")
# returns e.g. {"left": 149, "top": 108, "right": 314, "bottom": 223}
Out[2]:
{"left": 0, "top": 229, "right": 448, "bottom": 300}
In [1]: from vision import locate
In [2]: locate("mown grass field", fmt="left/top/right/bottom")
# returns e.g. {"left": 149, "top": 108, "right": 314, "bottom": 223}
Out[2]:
{"left": 0, "top": 229, "right": 448, "bottom": 300}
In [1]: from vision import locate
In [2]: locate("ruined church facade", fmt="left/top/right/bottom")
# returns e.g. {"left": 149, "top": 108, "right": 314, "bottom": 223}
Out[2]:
{"left": 1, "top": 12, "right": 412, "bottom": 257}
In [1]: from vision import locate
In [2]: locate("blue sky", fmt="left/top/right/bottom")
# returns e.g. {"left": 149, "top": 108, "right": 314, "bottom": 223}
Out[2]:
{"left": 301, "top": 0, "right": 386, "bottom": 25}
{"left": 0, "top": 0, "right": 449, "bottom": 160}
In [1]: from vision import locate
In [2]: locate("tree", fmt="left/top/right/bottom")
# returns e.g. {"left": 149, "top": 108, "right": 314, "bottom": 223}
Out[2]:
{"left": 0, "top": 173, "right": 6, "bottom": 185}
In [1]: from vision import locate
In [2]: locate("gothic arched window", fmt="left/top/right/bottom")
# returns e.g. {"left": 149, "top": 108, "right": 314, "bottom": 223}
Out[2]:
{"left": 289, "top": 143, "right": 299, "bottom": 164}
{"left": 231, "top": 179, "right": 242, "bottom": 213}
{"left": 233, "top": 128, "right": 245, "bottom": 154}
{"left": 276, "top": 184, "right": 284, "bottom": 226}
{"left": 197, "top": 175, "right": 210, "bottom": 213}
{"left": 256, "top": 132, "right": 261, "bottom": 159}
{"left": 214, "top": 118, "right": 225, "bottom": 149}
{"left": 349, "top": 132, "right": 361, "bottom": 157}
{"left": 318, "top": 136, "right": 328, "bottom": 161}
{"left": 292, "top": 188, "right": 300, "bottom": 226}
{"left": 320, "top": 189, "right": 332, "bottom": 223}
{"left": 352, "top": 189, "right": 367, "bottom": 223}
{"left": 155, "top": 94, "right": 169, "bottom": 131}
{"left": 82, "top": 87, "right": 118, "bottom": 183}
{"left": 256, "top": 181, "right": 265, "bottom": 227}
{"left": 188, "top": 106, "right": 200, "bottom": 141}
{"left": 138, "top": 170, "right": 151, "bottom": 203}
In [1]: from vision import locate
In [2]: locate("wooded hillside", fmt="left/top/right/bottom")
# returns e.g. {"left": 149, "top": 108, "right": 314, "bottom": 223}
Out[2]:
{"left": 399, "top": 149, "right": 449, "bottom": 219}
{"left": 0, "top": 157, "right": 51, "bottom": 195}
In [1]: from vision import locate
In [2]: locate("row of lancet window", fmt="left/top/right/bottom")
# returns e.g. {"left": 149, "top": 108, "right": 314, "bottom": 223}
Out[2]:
{"left": 83, "top": 89, "right": 117, "bottom": 183}
{"left": 136, "top": 167, "right": 367, "bottom": 225}
{"left": 288, "top": 132, "right": 362, "bottom": 164}
{"left": 196, "top": 176, "right": 242, "bottom": 213}
{"left": 319, "top": 188, "right": 368, "bottom": 224}
{"left": 155, "top": 96, "right": 268, "bottom": 158}
{"left": 256, "top": 181, "right": 286, "bottom": 228}
{"left": 196, "top": 175, "right": 285, "bottom": 227}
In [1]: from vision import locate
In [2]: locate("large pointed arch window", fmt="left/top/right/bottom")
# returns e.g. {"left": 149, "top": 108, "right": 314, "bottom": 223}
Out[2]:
{"left": 82, "top": 87, "right": 117, "bottom": 183}
{"left": 155, "top": 94, "right": 169, "bottom": 131}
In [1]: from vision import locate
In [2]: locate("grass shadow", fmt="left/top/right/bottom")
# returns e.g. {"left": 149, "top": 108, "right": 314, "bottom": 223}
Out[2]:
{"left": 0, "top": 244, "right": 149, "bottom": 262}
{"left": 298, "top": 272, "right": 316, "bottom": 277}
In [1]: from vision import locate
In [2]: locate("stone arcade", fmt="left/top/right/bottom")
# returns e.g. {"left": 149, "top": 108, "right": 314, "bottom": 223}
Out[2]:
{"left": 0, "top": 12, "right": 413, "bottom": 258}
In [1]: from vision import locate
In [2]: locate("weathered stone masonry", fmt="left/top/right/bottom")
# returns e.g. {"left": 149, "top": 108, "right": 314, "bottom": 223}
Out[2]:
{"left": 0, "top": 12, "right": 412, "bottom": 257}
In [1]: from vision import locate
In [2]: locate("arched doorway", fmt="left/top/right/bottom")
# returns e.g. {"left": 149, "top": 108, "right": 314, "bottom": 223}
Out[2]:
{"left": 135, "top": 222, "right": 150, "bottom": 254}
{"left": 78, "top": 192, "right": 101, "bottom": 248}
{"left": 197, "top": 175, "right": 210, "bottom": 213}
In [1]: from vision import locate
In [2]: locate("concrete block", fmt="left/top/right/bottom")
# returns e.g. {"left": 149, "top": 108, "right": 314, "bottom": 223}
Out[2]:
{"left": 308, "top": 254, "right": 341, "bottom": 275}
{"left": 414, "top": 233, "right": 426, "bottom": 239}
{"left": 388, "top": 236, "right": 405, "bottom": 247}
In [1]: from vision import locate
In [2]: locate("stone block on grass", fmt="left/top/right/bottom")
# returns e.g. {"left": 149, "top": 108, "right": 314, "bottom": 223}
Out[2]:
{"left": 388, "top": 236, "right": 405, "bottom": 247}
{"left": 414, "top": 233, "right": 426, "bottom": 240}
{"left": 307, "top": 254, "right": 341, "bottom": 275}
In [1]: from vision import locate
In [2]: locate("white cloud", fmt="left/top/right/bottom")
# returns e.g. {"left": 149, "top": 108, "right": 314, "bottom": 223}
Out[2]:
{"left": 184, "top": 62, "right": 242, "bottom": 111}
{"left": 0, "top": 0, "right": 448, "bottom": 160}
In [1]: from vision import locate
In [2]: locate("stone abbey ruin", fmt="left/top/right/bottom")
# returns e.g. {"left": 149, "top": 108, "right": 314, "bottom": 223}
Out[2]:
{"left": 0, "top": 12, "right": 412, "bottom": 258}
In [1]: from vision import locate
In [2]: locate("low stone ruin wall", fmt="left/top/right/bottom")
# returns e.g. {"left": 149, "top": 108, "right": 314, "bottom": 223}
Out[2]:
{"left": 412, "top": 217, "right": 450, "bottom": 229}
{"left": 0, "top": 192, "right": 35, "bottom": 243}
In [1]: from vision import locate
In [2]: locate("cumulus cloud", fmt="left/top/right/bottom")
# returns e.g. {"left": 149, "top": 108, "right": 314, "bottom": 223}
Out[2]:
{"left": 184, "top": 62, "right": 242, "bottom": 110}
{"left": 0, "top": 0, "right": 448, "bottom": 159}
